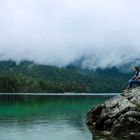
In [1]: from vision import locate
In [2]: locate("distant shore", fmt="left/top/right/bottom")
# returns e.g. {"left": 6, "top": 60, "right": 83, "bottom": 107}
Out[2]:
{"left": 0, "top": 93, "right": 120, "bottom": 96}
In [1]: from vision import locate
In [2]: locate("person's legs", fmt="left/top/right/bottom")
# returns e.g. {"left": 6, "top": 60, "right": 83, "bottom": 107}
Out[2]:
{"left": 123, "top": 80, "right": 140, "bottom": 94}
{"left": 128, "top": 80, "right": 140, "bottom": 89}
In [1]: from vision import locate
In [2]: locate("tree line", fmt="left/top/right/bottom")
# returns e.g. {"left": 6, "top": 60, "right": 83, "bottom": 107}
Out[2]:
{"left": 0, "top": 60, "right": 130, "bottom": 93}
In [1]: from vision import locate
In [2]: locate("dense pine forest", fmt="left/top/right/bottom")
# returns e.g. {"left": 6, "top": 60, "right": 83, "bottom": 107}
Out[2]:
{"left": 0, "top": 60, "right": 131, "bottom": 93}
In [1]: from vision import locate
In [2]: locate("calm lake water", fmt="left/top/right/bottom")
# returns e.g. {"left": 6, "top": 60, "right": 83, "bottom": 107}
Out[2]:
{"left": 0, "top": 94, "right": 117, "bottom": 140}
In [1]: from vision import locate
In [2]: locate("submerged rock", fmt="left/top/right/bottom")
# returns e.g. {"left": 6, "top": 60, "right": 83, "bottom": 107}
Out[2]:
{"left": 87, "top": 87, "right": 140, "bottom": 140}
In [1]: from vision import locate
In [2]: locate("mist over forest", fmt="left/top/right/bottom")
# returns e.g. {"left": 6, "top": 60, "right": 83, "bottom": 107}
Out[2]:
{"left": 1, "top": 0, "right": 140, "bottom": 69}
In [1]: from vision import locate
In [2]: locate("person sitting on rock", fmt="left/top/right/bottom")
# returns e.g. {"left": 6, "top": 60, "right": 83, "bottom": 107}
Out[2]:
{"left": 125, "top": 66, "right": 140, "bottom": 92}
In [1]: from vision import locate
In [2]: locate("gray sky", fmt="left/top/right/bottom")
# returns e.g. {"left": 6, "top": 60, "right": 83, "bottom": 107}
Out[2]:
{"left": 0, "top": 0, "right": 140, "bottom": 69}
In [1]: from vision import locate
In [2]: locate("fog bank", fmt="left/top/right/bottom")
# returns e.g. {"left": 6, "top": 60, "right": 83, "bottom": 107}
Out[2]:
{"left": 0, "top": 0, "right": 140, "bottom": 69}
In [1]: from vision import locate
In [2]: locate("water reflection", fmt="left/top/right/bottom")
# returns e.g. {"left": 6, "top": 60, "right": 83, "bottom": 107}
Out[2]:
{"left": 0, "top": 94, "right": 113, "bottom": 140}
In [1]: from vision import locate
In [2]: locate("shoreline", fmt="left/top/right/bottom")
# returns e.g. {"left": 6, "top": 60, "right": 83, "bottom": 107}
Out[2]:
{"left": 0, "top": 93, "right": 120, "bottom": 96}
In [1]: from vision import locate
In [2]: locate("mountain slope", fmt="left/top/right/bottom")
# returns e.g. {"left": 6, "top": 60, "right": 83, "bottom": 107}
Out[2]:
{"left": 0, "top": 60, "right": 131, "bottom": 93}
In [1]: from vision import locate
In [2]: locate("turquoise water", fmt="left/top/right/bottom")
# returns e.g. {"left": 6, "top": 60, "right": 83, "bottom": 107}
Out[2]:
{"left": 0, "top": 94, "right": 115, "bottom": 140}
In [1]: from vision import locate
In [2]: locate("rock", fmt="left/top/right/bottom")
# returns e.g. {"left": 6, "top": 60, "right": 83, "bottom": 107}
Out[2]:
{"left": 95, "top": 117, "right": 105, "bottom": 131}
{"left": 104, "top": 119, "right": 114, "bottom": 131}
{"left": 86, "top": 104, "right": 105, "bottom": 125}
{"left": 87, "top": 87, "right": 140, "bottom": 140}
{"left": 112, "top": 124, "right": 126, "bottom": 138}
{"left": 128, "top": 132, "right": 140, "bottom": 140}
{"left": 105, "top": 96, "right": 135, "bottom": 118}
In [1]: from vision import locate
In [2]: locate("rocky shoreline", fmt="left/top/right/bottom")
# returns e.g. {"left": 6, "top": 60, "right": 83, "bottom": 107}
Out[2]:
{"left": 87, "top": 87, "right": 140, "bottom": 140}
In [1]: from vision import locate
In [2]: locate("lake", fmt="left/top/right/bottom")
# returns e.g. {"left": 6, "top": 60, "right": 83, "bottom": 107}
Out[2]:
{"left": 0, "top": 94, "right": 118, "bottom": 140}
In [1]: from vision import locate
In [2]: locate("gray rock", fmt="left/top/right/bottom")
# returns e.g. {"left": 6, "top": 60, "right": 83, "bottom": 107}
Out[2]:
{"left": 87, "top": 87, "right": 140, "bottom": 140}
{"left": 105, "top": 96, "right": 135, "bottom": 118}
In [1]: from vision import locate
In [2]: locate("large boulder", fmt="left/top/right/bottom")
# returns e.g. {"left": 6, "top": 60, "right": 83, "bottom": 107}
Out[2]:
{"left": 87, "top": 87, "right": 140, "bottom": 140}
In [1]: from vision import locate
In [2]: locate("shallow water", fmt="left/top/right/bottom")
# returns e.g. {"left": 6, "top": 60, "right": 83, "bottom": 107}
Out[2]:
{"left": 0, "top": 94, "right": 116, "bottom": 140}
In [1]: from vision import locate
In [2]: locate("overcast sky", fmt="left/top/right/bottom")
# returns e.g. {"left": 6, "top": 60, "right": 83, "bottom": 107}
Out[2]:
{"left": 0, "top": 0, "right": 140, "bottom": 69}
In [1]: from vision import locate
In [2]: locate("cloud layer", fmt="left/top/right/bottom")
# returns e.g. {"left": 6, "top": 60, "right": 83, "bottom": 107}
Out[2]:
{"left": 0, "top": 0, "right": 140, "bottom": 69}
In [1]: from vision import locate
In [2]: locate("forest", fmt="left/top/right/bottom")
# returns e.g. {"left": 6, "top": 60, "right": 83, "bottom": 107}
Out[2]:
{"left": 0, "top": 60, "right": 131, "bottom": 93}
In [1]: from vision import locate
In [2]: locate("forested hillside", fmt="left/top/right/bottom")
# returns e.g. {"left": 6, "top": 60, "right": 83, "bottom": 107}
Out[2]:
{"left": 0, "top": 60, "right": 131, "bottom": 93}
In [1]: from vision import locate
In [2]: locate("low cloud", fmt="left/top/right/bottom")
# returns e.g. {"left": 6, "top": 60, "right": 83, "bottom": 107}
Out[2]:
{"left": 0, "top": 0, "right": 140, "bottom": 69}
